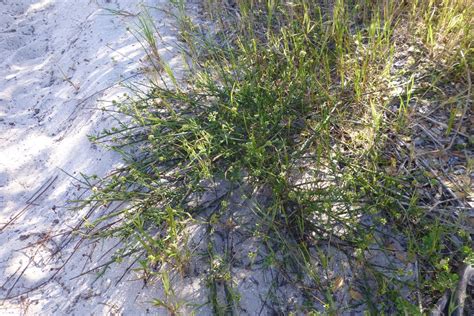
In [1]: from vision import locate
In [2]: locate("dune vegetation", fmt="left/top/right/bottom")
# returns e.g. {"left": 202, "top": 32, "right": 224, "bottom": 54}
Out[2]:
{"left": 80, "top": 0, "right": 472, "bottom": 314}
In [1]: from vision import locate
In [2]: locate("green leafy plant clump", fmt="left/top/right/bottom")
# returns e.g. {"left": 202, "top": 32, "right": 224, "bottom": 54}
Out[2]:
{"left": 79, "top": 0, "right": 473, "bottom": 314}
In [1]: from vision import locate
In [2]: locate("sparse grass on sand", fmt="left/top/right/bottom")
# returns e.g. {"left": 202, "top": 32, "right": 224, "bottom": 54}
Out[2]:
{"left": 77, "top": 0, "right": 472, "bottom": 314}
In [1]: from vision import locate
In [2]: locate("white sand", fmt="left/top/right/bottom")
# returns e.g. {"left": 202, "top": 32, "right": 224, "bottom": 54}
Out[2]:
{"left": 0, "top": 1, "right": 308, "bottom": 314}
{"left": 0, "top": 0, "right": 185, "bottom": 314}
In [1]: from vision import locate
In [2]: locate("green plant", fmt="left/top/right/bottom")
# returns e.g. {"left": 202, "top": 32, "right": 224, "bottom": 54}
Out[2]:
{"left": 78, "top": 0, "right": 473, "bottom": 313}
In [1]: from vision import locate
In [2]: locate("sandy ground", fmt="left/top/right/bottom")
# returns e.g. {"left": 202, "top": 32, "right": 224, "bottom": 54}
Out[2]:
{"left": 0, "top": 1, "right": 411, "bottom": 314}
{"left": 0, "top": 0, "right": 186, "bottom": 314}
{"left": 0, "top": 2, "right": 280, "bottom": 314}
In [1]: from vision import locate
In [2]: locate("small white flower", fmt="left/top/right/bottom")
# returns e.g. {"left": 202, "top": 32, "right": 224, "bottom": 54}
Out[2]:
{"left": 208, "top": 111, "right": 218, "bottom": 122}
